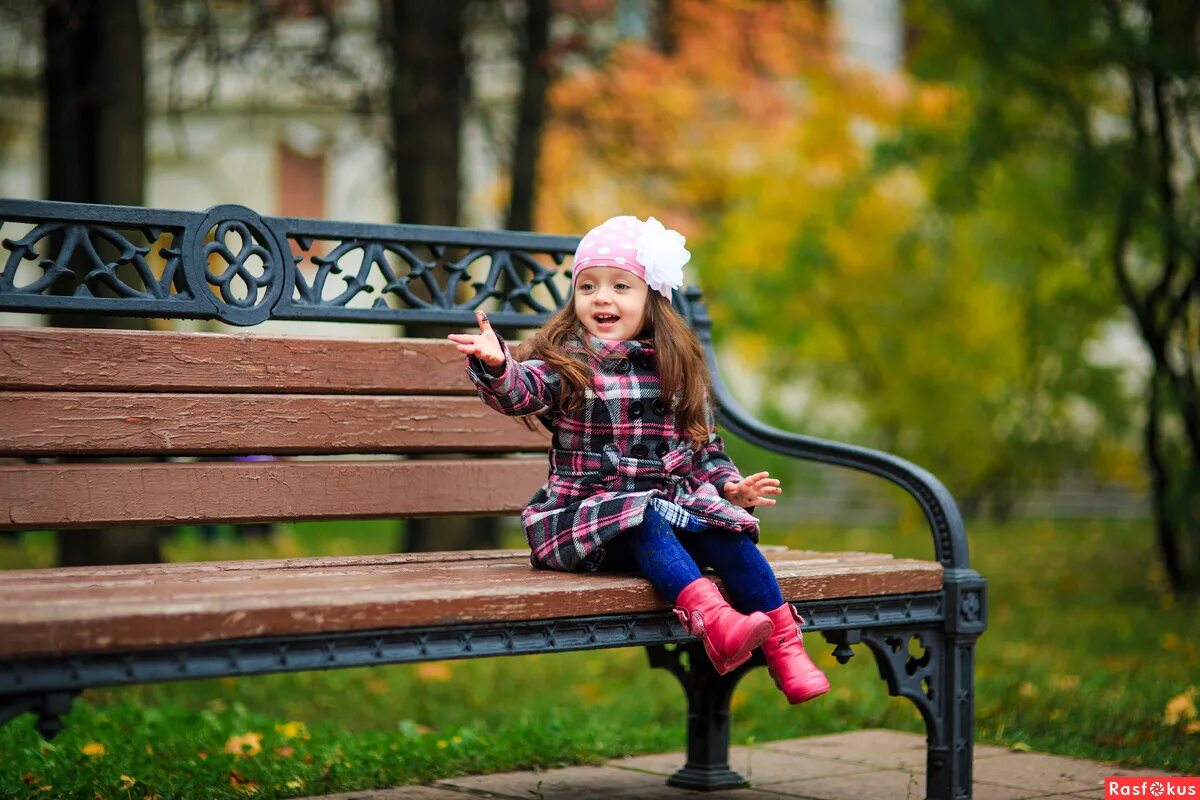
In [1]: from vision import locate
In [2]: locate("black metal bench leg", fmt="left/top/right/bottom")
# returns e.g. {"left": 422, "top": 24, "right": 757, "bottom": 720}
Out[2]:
{"left": 646, "top": 642, "right": 754, "bottom": 791}
{"left": 923, "top": 633, "right": 979, "bottom": 800}
{"left": 927, "top": 575, "right": 986, "bottom": 800}
{"left": 1, "top": 691, "right": 79, "bottom": 740}
{"left": 825, "top": 581, "right": 986, "bottom": 799}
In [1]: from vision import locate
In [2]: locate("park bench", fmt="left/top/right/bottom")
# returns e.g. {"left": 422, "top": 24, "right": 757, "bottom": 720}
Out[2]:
{"left": 0, "top": 198, "right": 987, "bottom": 799}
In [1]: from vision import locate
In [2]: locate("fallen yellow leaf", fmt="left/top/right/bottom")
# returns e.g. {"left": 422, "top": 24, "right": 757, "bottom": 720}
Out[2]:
{"left": 228, "top": 770, "right": 259, "bottom": 794}
{"left": 81, "top": 742, "right": 106, "bottom": 757}
{"left": 1051, "top": 675, "right": 1080, "bottom": 690}
{"left": 1163, "top": 687, "right": 1198, "bottom": 727}
{"left": 274, "top": 721, "right": 310, "bottom": 741}
{"left": 118, "top": 775, "right": 137, "bottom": 790}
{"left": 416, "top": 662, "right": 453, "bottom": 682}
{"left": 224, "top": 732, "right": 263, "bottom": 758}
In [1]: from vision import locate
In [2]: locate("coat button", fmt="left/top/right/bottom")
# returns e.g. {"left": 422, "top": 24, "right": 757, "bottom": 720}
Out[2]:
{"left": 631, "top": 443, "right": 649, "bottom": 458}
{"left": 616, "top": 359, "right": 632, "bottom": 374}
{"left": 628, "top": 401, "right": 644, "bottom": 418}
{"left": 655, "top": 441, "right": 669, "bottom": 457}
{"left": 650, "top": 398, "right": 666, "bottom": 417}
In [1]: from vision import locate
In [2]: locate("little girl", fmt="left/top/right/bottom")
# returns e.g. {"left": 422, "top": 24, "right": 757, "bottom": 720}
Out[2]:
{"left": 448, "top": 215, "right": 829, "bottom": 704}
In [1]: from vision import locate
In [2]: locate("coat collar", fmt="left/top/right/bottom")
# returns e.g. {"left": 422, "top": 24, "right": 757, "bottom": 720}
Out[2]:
{"left": 579, "top": 332, "right": 655, "bottom": 359}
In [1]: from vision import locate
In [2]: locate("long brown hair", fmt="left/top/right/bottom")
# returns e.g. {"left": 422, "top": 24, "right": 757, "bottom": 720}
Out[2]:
{"left": 512, "top": 292, "right": 713, "bottom": 448}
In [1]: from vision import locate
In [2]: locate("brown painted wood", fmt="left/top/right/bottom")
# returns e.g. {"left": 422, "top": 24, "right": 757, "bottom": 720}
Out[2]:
{"left": 0, "top": 550, "right": 943, "bottom": 658}
{"left": 0, "top": 549, "right": 887, "bottom": 587}
{"left": 0, "top": 393, "right": 550, "bottom": 456}
{"left": 0, "top": 458, "right": 549, "bottom": 530}
{"left": 0, "top": 328, "right": 478, "bottom": 394}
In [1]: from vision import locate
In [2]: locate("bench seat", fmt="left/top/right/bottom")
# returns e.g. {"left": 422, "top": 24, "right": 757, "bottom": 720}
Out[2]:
{"left": 0, "top": 548, "right": 942, "bottom": 659}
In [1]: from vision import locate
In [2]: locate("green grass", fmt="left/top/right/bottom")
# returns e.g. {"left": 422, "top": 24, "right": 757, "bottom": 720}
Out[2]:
{"left": 1, "top": 517, "right": 1197, "bottom": 799}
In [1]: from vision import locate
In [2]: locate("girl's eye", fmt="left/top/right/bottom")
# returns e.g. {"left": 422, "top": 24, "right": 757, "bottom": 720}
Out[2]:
{"left": 616, "top": 283, "right": 630, "bottom": 290}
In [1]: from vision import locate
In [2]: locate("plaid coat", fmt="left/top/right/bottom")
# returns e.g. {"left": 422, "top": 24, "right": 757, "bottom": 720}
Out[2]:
{"left": 466, "top": 331, "right": 759, "bottom": 572}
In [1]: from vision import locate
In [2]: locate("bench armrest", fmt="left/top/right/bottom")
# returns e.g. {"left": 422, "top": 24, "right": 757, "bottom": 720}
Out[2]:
{"left": 705, "top": 348, "right": 971, "bottom": 572}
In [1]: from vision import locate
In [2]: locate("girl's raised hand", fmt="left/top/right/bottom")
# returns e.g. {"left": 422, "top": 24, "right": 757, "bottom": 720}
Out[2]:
{"left": 722, "top": 472, "right": 782, "bottom": 509}
{"left": 447, "top": 310, "right": 505, "bottom": 367}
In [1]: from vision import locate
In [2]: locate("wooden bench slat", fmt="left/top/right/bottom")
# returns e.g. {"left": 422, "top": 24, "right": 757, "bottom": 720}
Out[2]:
{"left": 0, "top": 552, "right": 904, "bottom": 597}
{"left": 0, "top": 550, "right": 529, "bottom": 583}
{"left": 0, "top": 549, "right": 891, "bottom": 586}
{"left": 0, "top": 393, "right": 550, "bottom": 457}
{"left": 0, "top": 459, "right": 549, "bottom": 530}
{"left": 0, "top": 551, "right": 943, "bottom": 658}
{"left": 0, "top": 328, "right": 476, "bottom": 394}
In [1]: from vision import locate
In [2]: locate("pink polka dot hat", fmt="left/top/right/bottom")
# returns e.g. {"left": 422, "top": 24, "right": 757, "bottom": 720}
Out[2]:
{"left": 572, "top": 215, "right": 691, "bottom": 300}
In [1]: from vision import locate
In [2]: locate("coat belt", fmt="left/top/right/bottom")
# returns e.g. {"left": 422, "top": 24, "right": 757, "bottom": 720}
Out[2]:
{"left": 549, "top": 445, "right": 694, "bottom": 488}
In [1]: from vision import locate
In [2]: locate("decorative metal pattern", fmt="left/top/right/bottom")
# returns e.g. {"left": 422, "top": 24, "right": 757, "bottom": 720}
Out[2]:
{"left": 822, "top": 622, "right": 982, "bottom": 800}
{"left": 0, "top": 200, "right": 716, "bottom": 332}
{"left": 0, "top": 592, "right": 944, "bottom": 698}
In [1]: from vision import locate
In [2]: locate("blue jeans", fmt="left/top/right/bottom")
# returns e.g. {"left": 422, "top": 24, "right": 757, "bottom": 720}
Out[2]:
{"left": 597, "top": 505, "right": 785, "bottom": 613}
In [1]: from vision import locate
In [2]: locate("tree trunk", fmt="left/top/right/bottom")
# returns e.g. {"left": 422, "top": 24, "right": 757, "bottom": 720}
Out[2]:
{"left": 386, "top": 0, "right": 500, "bottom": 553}
{"left": 44, "top": 0, "right": 161, "bottom": 566}
{"left": 506, "top": 0, "right": 550, "bottom": 232}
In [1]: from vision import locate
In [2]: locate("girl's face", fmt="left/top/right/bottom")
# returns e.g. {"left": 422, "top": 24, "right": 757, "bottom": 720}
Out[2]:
{"left": 574, "top": 266, "right": 649, "bottom": 341}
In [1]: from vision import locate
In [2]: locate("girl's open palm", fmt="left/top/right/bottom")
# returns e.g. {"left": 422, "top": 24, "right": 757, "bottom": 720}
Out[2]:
{"left": 722, "top": 472, "right": 782, "bottom": 508}
{"left": 448, "top": 310, "right": 504, "bottom": 367}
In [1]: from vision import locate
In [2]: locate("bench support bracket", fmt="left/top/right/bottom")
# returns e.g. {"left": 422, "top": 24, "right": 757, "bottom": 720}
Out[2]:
{"left": 646, "top": 642, "right": 755, "bottom": 791}
{"left": 824, "top": 623, "right": 980, "bottom": 800}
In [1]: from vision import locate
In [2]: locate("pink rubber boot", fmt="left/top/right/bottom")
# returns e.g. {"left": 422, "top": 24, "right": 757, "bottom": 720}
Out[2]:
{"left": 673, "top": 577, "right": 774, "bottom": 675}
{"left": 761, "top": 603, "right": 831, "bottom": 704}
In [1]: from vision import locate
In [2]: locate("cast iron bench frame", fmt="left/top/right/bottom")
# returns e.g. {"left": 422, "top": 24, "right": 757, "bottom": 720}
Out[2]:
{"left": 0, "top": 198, "right": 987, "bottom": 799}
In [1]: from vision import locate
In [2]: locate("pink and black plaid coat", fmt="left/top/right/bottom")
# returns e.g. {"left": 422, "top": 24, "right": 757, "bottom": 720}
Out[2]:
{"left": 466, "top": 331, "right": 759, "bottom": 572}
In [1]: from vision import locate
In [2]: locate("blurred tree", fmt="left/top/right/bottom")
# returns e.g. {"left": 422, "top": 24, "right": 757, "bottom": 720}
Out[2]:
{"left": 384, "top": 0, "right": 498, "bottom": 553}
{"left": 506, "top": 0, "right": 550, "bottom": 231}
{"left": 43, "top": 0, "right": 164, "bottom": 566}
{"left": 536, "top": 0, "right": 1135, "bottom": 522}
{"left": 904, "top": 0, "right": 1199, "bottom": 594}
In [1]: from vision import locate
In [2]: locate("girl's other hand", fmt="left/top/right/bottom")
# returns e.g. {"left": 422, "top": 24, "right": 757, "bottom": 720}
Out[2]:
{"left": 448, "top": 310, "right": 505, "bottom": 367}
{"left": 722, "top": 472, "right": 782, "bottom": 508}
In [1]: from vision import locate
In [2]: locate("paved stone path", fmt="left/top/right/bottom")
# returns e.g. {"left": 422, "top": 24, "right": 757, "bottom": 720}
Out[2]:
{"left": 299, "top": 728, "right": 1187, "bottom": 800}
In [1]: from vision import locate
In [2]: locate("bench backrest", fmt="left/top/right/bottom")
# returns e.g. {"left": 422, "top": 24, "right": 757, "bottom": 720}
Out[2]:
{"left": 0, "top": 327, "right": 550, "bottom": 530}
{"left": 0, "top": 198, "right": 971, "bottom": 569}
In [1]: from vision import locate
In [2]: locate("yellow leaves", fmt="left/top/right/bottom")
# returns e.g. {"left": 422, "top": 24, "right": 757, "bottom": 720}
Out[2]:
{"left": 1051, "top": 674, "right": 1081, "bottom": 690}
{"left": 274, "top": 720, "right": 310, "bottom": 741}
{"left": 21, "top": 773, "right": 52, "bottom": 793}
{"left": 416, "top": 662, "right": 454, "bottom": 682}
{"left": 81, "top": 742, "right": 106, "bottom": 757}
{"left": 118, "top": 775, "right": 137, "bottom": 790}
{"left": 1163, "top": 687, "right": 1198, "bottom": 731}
{"left": 1018, "top": 681, "right": 1038, "bottom": 699}
{"left": 228, "top": 770, "right": 259, "bottom": 794}
{"left": 573, "top": 681, "right": 605, "bottom": 704}
{"left": 224, "top": 732, "right": 263, "bottom": 758}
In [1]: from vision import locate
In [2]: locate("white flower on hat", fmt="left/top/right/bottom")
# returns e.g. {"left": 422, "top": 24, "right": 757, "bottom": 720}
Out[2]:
{"left": 635, "top": 217, "right": 690, "bottom": 300}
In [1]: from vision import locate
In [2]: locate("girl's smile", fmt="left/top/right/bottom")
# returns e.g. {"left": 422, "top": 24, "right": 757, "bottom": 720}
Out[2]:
{"left": 574, "top": 266, "right": 649, "bottom": 341}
